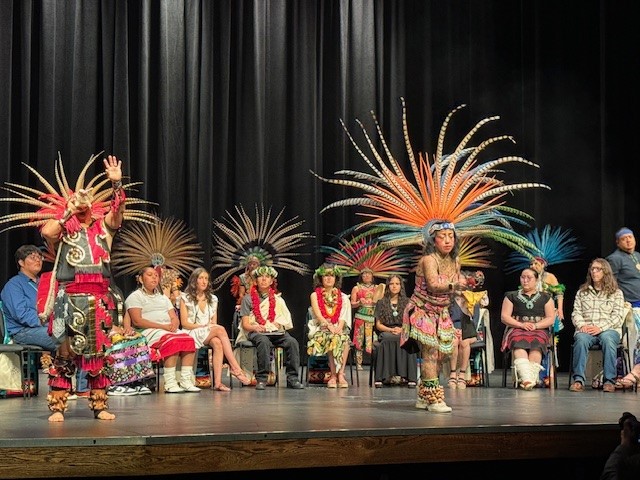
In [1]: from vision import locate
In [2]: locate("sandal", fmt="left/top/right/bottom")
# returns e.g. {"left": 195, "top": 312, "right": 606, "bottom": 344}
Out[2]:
{"left": 327, "top": 376, "right": 337, "bottom": 388}
{"left": 231, "top": 370, "right": 252, "bottom": 386}
{"left": 448, "top": 374, "right": 457, "bottom": 389}
{"left": 615, "top": 372, "right": 640, "bottom": 391}
{"left": 213, "top": 384, "right": 231, "bottom": 392}
{"left": 338, "top": 374, "right": 349, "bottom": 388}
{"left": 457, "top": 370, "right": 467, "bottom": 389}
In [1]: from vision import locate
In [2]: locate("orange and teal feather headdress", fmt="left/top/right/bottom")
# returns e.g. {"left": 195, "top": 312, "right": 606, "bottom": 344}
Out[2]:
{"left": 311, "top": 99, "right": 549, "bottom": 257}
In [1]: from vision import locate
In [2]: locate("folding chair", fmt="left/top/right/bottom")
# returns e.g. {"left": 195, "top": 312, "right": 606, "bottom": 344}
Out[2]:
{"left": 0, "top": 301, "right": 43, "bottom": 398}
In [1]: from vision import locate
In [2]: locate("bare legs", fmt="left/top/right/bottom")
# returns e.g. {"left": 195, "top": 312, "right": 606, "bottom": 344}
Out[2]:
{"left": 327, "top": 344, "right": 351, "bottom": 388}
{"left": 204, "top": 325, "right": 250, "bottom": 387}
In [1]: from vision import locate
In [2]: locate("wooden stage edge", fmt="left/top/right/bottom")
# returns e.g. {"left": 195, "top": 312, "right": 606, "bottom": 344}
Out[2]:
{"left": 0, "top": 426, "right": 620, "bottom": 478}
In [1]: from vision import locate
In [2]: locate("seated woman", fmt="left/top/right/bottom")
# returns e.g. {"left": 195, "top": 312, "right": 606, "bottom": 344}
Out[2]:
{"left": 179, "top": 267, "right": 251, "bottom": 391}
{"left": 373, "top": 275, "right": 416, "bottom": 387}
{"left": 125, "top": 266, "right": 199, "bottom": 393}
{"left": 307, "top": 263, "right": 352, "bottom": 388}
{"left": 500, "top": 267, "right": 555, "bottom": 390}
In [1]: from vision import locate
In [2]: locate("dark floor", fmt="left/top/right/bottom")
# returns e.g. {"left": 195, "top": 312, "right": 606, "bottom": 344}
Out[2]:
{"left": 0, "top": 368, "right": 638, "bottom": 479}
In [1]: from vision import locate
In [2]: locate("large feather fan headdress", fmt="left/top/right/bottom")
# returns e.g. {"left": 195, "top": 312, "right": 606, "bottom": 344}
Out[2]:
{"left": 311, "top": 98, "right": 550, "bottom": 257}
{"left": 0, "top": 152, "right": 156, "bottom": 234}
{"left": 504, "top": 225, "right": 584, "bottom": 274}
{"left": 210, "top": 204, "right": 313, "bottom": 291}
{"left": 321, "top": 234, "right": 412, "bottom": 279}
{"left": 110, "top": 216, "right": 204, "bottom": 289}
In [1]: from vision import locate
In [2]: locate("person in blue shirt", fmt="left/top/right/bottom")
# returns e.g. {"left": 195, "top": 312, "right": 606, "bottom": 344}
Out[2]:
{"left": 1, "top": 245, "right": 56, "bottom": 351}
{"left": 1, "top": 244, "right": 90, "bottom": 398}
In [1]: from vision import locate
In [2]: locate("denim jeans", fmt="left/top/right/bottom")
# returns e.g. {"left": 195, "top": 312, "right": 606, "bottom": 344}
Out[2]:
{"left": 11, "top": 325, "right": 59, "bottom": 352}
{"left": 571, "top": 330, "right": 620, "bottom": 385}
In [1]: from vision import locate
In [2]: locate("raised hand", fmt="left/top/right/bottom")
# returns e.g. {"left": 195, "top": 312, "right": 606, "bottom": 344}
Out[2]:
{"left": 104, "top": 155, "right": 122, "bottom": 183}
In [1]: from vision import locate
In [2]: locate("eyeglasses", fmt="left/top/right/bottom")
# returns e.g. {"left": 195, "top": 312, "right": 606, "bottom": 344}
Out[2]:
{"left": 25, "top": 253, "right": 43, "bottom": 261}
{"left": 590, "top": 266, "right": 603, "bottom": 272}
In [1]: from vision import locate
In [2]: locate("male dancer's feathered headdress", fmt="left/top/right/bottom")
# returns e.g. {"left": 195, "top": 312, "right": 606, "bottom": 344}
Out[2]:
{"left": 504, "top": 225, "right": 584, "bottom": 274}
{"left": 210, "top": 204, "right": 313, "bottom": 291}
{"left": 311, "top": 98, "right": 549, "bottom": 256}
{"left": 0, "top": 152, "right": 156, "bottom": 234}
{"left": 321, "top": 234, "right": 412, "bottom": 278}
{"left": 110, "top": 216, "right": 204, "bottom": 289}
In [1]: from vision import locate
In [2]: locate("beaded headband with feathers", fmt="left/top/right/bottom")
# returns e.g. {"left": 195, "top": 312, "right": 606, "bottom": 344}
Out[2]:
{"left": 310, "top": 98, "right": 549, "bottom": 258}
{"left": 0, "top": 152, "right": 156, "bottom": 234}
{"left": 110, "top": 216, "right": 204, "bottom": 284}
{"left": 210, "top": 204, "right": 313, "bottom": 291}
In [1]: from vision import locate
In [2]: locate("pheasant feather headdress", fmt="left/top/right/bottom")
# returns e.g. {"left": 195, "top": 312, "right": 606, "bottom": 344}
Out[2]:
{"left": 321, "top": 234, "right": 412, "bottom": 278}
{"left": 110, "top": 216, "right": 204, "bottom": 288}
{"left": 311, "top": 98, "right": 550, "bottom": 256}
{"left": 504, "top": 225, "right": 584, "bottom": 274}
{"left": 0, "top": 152, "right": 156, "bottom": 234}
{"left": 210, "top": 204, "right": 313, "bottom": 291}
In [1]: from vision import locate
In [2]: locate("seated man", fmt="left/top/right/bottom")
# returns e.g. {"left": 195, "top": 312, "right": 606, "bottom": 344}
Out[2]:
{"left": 238, "top": 266, "right": 304, "bottom": 390}
{"left": 1, "top": 245, "right": 56, "bottom": 353}
{"left": 1, "top": 244, "right": 90, "bottom": 399}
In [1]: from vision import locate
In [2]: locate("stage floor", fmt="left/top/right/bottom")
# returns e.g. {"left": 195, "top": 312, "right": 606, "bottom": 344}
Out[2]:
{"left": 0, "top": 369, "right": 638, "bottom": 479}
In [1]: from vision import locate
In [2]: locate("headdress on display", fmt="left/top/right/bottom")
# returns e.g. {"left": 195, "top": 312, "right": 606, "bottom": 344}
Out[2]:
{"left": 110, "top": 216, "right": 204, "bottom": 290}
{"left": 321, "top": 234, "right": 412, "bottom": 278}
{"left": 504, "top": 225, "right": 584, "bottom": 274}
{"left": 0, "top": 152, "right": 156, "bottom": 234}
{"left": 210, "top": 204, "right": 313, "bottom": 291}
{"left": 310, "top": 98, "right": 550, "bottom": 257}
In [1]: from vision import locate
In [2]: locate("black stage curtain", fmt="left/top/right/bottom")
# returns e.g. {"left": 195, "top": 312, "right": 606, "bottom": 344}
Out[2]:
{"left": 1, "top": 1, "right": 638, "bottom": 369}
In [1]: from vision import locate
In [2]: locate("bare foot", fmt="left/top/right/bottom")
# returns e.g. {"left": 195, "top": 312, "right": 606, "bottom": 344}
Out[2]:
{"left": 95, "top": 410, "right": 116, "bottom": 421}
{"left": 213, "top": 384, "right": 231, "bottom": 392}
{"left": 48, "top": 412, "right": 64, "bottom": 422}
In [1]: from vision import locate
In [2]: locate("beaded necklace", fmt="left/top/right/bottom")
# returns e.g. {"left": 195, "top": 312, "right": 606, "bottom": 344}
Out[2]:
{"left": 250, "top": 285, "right": 276, "bottom": 325}
{"left": 517, "top": 290, "right": 541, "bottom": 309}
{"left": 316, "top": 287, "right": 343, "bottom": 324}
{"left": 628, "top": 252, "right": 640, "bottom": 272}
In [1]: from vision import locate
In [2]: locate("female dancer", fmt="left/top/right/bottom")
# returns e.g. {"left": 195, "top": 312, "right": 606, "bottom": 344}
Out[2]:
{"left": 402, "top": 221, "right": 483, "bottom": 412}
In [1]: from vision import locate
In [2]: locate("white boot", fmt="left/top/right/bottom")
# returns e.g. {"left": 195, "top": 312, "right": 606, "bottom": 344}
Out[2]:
{"left": 530, "top": 362, "right": 544, "bottom": 387}
{"left": 163, "top": 367, "right": 185, "bottom": 393}
{"left": 514, "top": 358, "right": 534, "bottom": 390}
{"left": 178, "top": 369, "right": 201, "bottom": 393}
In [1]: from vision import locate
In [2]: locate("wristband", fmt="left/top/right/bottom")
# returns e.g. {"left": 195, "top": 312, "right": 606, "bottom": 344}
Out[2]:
{"left": 112, "top": 180, "right": 123, "bottom": 191}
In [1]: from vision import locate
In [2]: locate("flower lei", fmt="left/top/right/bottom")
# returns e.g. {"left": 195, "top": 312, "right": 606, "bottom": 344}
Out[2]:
{"left": 316, "top": 287, "right": 343, "bottom": 324}
{"left": 250, "top": 285, "right": 276, "bottom": 325}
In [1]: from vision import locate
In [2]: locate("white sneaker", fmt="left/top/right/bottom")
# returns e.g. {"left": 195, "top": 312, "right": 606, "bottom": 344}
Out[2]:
{"left": 108, "top": 386, "right": 139, "bottom": 396}
{"left": 426, "top": 401, "right": 452, "bottom": 413}
{"left": 136, "top": 386, "right": 152, "bottom": 395}
{"left": 67, "top": 393, "right": 78, "bottom": 400}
